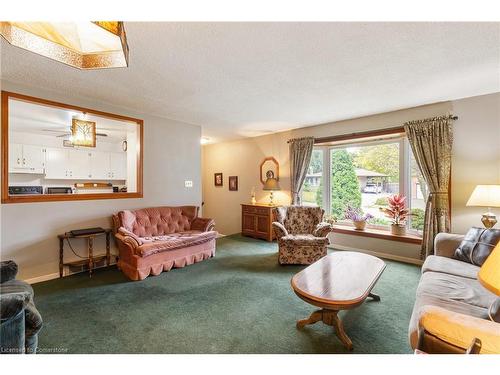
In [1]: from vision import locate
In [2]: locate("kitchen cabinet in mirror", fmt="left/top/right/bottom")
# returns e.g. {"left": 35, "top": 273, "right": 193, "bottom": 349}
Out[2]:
{"left": 1, "top": 91, "right": 143, "bottom": 203}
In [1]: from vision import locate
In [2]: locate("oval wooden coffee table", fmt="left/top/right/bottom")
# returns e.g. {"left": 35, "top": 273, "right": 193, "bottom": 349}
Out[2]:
{"left": 291, "top": 251, "right": 386, "bottom": 351}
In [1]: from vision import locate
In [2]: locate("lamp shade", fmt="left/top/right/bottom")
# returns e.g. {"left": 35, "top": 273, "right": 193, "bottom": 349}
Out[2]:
{"left": 478, "top": 242, "right": 500, "bottom": 296}
{"left": 466, "top": 185, "right": 500, "bottom": 208}
{"left": 263, "top": 177, "right": 280, "bottom": 191}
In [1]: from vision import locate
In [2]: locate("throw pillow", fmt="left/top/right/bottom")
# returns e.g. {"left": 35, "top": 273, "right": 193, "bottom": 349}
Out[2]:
{"left": 454, "top": 227, "right": 500, "bottom": 266}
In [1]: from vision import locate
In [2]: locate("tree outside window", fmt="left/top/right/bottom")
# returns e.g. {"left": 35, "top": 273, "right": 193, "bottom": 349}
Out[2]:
{"left": 330, "top": 149, "right": 361, "bottom": 219}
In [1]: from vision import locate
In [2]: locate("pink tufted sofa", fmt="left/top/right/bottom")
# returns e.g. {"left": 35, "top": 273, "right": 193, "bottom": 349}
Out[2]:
{"left": 112, "top": 206, "right": 216, "bottom": 280}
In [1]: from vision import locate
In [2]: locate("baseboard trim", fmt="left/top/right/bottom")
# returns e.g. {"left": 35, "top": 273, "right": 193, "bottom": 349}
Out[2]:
{"left": 329, "top": 244, "right": 423, "bottom": 266}
{"left": 24, "top": 273, "right": 60, "bottom": 284}
{"left": 24, "top": 260, "right": 119, "bottom": 284}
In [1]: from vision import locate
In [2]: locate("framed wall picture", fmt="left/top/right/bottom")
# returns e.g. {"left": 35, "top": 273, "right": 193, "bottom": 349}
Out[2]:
{"left": 229, "top": 176, "right": 238, "bottom": 191}
{"left": 214, "top": 173, "right": 223, "bottom": 186}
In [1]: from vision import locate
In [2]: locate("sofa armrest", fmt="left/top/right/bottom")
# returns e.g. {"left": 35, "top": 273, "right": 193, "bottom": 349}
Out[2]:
{"left": 313, "top": 222, "right": 334, "bottom": 238}
{"left": 24, "top": 301, "right": 43, "bottom": 339}
{"left": 419, "top": 305, "right": 500, "bottom": 354}
{"left": 1, "top": 260, "right": 18, "bottom": 283}
{"left": 191, "top": 217, "right": 215, "bottom": 232}
{"left": 434, "top": 233, "right": 464, "bottom": 258}
{"left": 116, "top": 227, "right": 143, "bottom": 248}
{"left": 272, "top": 222, "right": 288, "bottom": 238}
{"left": 0, "top": 292, "right": 29, "bottom": 323}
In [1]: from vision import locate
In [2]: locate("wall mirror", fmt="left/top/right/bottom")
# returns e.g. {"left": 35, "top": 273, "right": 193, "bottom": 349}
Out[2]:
{"left": 1, "top": 91, "right": 143, "bottom": 203}
{"left": 259, "top": 156, "right": 279, "bottom": 185}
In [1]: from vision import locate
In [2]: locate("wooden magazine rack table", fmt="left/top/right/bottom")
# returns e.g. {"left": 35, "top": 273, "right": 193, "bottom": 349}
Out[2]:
{"left": 58, "top": 228, "right": 112, "bottom": 278}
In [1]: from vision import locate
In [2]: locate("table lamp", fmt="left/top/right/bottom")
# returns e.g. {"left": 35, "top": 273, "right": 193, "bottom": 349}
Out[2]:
{"left": 478, "top": 242, "right": 500, "bottom": 322}
{"left": 263, "top": 177, "right": 280, "bottom": 205}
{"left": 466, "top": 185, "right": 500, "bottom": 228}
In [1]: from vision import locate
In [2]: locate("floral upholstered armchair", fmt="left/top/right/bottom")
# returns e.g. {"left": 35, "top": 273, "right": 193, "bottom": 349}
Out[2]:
{"left": 272, "top": 206, "right": 334, "bottom": 265}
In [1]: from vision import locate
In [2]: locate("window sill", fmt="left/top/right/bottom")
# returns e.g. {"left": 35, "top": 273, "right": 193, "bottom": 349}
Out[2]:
{"left": 331, "top": 224, "right": 422, "bottom": 245}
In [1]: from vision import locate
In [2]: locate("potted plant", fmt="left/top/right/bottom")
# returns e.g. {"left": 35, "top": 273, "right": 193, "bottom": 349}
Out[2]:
{"left": 380, "top": 194, "right": 410, "bottom": 236}
{"left": 344, "top": 205, "right": 373, "bottom": 231}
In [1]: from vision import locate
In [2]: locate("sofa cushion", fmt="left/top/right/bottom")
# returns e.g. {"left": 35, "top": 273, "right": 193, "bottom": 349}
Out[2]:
{"left": 135, "top": 230, "right": 217, "bottom": 257}
{"left": 422, "top": 255, "right": 479, "bottom": 280}
{"left": 279, "top": 234, "right": 329, "bottom": 246}
{"left": 119, "top": 206, "right": 199, "bottom": 237}
{"left": 454, "top": 227, "right": 500, "bottom": 266}
{"left": 417, "top": 271, "right": 496, "bottom": 310}
{"left": 276, "top": 206, "right": 324, "bottom": 235}
{"left": 408, "top": 272, "right": 493, "bottom": 348}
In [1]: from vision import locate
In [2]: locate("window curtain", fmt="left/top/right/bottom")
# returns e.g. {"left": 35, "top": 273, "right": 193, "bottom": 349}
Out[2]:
{"left": 404, "top": 115, "right": 453, "bottom": 260}
{"left": 288, "top": 137, "right": 314, "bottom": 205}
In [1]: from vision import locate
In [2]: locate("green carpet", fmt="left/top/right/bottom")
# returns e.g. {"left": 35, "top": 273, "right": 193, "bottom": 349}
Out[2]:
{"left": 32, "top": 234, "right": 421, "bottom": 354}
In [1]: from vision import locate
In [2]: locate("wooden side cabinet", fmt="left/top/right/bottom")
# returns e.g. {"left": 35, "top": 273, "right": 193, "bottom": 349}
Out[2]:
{"left": 241, "top": 203, "right": 279, "bottom": 242}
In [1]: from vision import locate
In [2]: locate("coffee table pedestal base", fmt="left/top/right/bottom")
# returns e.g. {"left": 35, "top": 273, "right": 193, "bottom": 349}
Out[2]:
{"left": 297, "top": 309, "right": 353, "bottom": 351}
{"left": 296, "top": 293, "right": 381, "bottom": 351}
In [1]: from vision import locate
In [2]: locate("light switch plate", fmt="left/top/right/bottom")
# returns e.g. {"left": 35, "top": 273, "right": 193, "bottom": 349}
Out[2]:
{"left": 184, "top": 180, "right": 193, "bottom": 188}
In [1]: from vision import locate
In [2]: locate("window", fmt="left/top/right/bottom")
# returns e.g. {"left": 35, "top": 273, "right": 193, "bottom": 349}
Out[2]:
{"left": 307, "top": 131, "right": 428, "bottom": 235}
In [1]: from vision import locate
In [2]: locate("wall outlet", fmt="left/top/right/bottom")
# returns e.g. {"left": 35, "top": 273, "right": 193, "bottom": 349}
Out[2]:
{"left": 184, "top": 180, "right": 193, "bottom": 188}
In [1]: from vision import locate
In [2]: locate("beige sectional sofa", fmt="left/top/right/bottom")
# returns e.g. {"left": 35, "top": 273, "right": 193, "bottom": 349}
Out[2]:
{"left": 409, "top": 232, "right": 499, "bottom": 353}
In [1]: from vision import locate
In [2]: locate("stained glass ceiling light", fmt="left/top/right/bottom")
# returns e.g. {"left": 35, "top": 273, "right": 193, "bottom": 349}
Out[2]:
{"left": 72, "top": 118, "right": 96, "bottom": 147}
{"left": 0, "top": 21, "right": 129, "bottom": 69}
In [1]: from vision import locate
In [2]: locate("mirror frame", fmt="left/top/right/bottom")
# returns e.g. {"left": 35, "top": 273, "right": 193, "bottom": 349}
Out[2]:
{"left": 259, "top": 156, "right": 279, "bottom": 185}
{"left": 1, "top": 91, "right": 144, "bottom": 203}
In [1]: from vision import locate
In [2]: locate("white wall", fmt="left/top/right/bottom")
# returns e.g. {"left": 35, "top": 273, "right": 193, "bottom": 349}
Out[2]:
{"left": 1, "top": 80, "right": 202, "bottom": 281}
{"left": 451, "top": 93, "right": 500, "bottom": 233}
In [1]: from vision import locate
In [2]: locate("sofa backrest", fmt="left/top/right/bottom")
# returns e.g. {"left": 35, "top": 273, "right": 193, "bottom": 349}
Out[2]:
{"left": 117, "top": 206, "right": 199, "bottom": 237}
{"left": 275, "top": 206, "right": 324, "bottom": 235}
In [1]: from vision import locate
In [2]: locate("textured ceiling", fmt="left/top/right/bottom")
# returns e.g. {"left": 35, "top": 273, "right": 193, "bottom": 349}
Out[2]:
{"left": 1, "top": 22, "right": 499, "bottom": 143}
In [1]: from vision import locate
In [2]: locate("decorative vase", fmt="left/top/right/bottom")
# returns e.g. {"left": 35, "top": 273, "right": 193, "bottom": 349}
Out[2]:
{"left": 353, "top": 220, "right": 366, "bottom": 231}
{"left": 391, "top": 224, "right": 406, "bottom": 236}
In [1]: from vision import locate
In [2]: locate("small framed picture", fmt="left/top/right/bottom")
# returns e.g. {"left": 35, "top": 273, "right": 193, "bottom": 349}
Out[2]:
{"left": 214, "top": 173, "right": 223, "bottom": 187}
{"left": 229, "top": 176, "right": 238, "bottom": 191}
